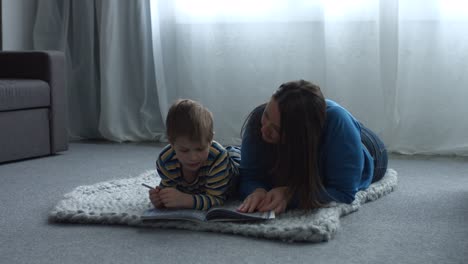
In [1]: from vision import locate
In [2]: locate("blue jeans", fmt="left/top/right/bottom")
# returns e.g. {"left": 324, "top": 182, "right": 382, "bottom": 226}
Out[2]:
{"left": 360, "top": 124, "right": 388, "bottom": 183}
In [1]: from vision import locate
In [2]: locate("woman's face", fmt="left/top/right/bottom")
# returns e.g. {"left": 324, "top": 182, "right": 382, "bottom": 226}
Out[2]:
{"left": 261, "top": 98, "right": 281, "bottom": 144}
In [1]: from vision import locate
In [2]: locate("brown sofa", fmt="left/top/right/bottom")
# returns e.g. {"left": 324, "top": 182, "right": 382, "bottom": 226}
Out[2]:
{"left": 0, "top": 51, "right": 68, "bottom": 163}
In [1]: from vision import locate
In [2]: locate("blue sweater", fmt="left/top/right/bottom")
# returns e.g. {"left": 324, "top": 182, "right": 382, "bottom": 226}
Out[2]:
{"left": 238, "top": 99, "right": 374, "bottom": 206}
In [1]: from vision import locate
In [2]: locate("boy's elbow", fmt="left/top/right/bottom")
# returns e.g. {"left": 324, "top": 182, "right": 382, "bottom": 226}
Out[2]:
{"left": 216, "top": 194, "right": 228, "bottom": 205}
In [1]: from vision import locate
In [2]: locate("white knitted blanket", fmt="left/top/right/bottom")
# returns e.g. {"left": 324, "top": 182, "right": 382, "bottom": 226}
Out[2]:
{"left": 49, "top": 169, "right": 397, "bottom": 242}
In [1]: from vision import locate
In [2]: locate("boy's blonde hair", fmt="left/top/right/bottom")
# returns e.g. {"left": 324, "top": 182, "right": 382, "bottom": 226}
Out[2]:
{"left": 166, "top": 99, "right": 214, "bottom": 144}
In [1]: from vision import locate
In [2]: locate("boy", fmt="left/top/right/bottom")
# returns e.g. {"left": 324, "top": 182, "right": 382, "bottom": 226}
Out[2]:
{"left": 148, "top": 99, "right": 240, "bottom": 210}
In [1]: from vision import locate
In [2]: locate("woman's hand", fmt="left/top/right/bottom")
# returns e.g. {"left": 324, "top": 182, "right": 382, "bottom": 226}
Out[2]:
{"left": 158, "top": 188, "right": 194, "bottom": 209}
{"left": 257, "top": 187, "right": 288, "bottom": 215}
{"left": 237, "top": 188, "right": 267, "bottom": 213}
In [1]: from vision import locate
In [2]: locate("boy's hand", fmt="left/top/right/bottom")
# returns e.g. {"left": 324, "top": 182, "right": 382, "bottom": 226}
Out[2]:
{"left": 257, "top": 186, "right": 288, "bottom": 215}
{"left": 158, "top": 188, "right": 194, "bottom": 209}
{"left": 237, "top": 188, "right": 267, "bottom": 213}
{"left": 149, "top": 186, "right": 165, "bottom": 209}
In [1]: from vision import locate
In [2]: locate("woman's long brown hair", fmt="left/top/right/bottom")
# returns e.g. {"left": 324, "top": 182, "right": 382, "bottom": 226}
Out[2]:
{"left": 272, "top": 80, "right": 327, "bottom": 209}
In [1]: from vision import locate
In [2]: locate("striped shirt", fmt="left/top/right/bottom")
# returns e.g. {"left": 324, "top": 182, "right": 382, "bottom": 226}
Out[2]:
{"left": 156, "top": 141, "right": 234, "bottom": 210}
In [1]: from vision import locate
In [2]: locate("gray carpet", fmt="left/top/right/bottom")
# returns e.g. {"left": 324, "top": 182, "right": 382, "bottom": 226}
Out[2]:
{"left": 48, "top": 168, "right": 397, "bottom": 242}
{"left": 1, "top": 140, "right": 467, "bottom": 264}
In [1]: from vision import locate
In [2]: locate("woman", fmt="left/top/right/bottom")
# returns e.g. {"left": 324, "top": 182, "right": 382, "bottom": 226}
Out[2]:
{"left": 237, "top": 80, "right": 388, "bottom": 214}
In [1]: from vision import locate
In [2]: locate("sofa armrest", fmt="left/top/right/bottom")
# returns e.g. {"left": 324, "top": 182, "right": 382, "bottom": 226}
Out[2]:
{"left": 0, "top": 51, "right": 69, "bottom": 152}
{"left": 0, "top": 51, "right": 58, "bottom": 81}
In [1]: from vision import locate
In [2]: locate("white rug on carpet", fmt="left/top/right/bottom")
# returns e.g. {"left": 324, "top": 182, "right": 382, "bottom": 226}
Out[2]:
{"left": 49, "top": 169, "right": 398, "bottom": 242}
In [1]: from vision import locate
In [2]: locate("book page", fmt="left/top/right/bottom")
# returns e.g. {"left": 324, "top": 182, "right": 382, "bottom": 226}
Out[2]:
{"left": 206, "top": 207, "right": 275, "bottom": 222}
{"left": 141, "top": 208, "right": 207, "bottom": 222}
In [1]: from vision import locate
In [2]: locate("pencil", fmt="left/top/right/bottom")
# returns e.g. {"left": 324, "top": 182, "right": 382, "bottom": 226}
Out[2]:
{"left": 141, "top": 183, "right": 155, "bottom": 190}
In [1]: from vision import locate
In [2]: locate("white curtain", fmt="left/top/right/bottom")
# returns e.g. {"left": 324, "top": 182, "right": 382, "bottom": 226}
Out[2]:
{"left": 33, "top": 0, "right": 468, "bottom": 155}
{"left": 33, "top": 0, "right": 165, "bottom": 141}
{"left": 150, "top": 0, "right": 468, "bottom": 155}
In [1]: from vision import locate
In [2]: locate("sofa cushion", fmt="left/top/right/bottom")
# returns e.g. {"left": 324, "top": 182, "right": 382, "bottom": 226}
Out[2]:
{"left": 0, "top": 79, "right": 50, "bottom": 111}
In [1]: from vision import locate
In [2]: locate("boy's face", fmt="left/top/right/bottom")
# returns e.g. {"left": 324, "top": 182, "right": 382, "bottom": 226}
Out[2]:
{"left": 171, "top": 137, "right": 211, "bottom": 174}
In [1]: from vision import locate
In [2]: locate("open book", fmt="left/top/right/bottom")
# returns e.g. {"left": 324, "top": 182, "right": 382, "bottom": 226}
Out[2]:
{"left": 141, "top": 205, "right": 275, "bottom": 223}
